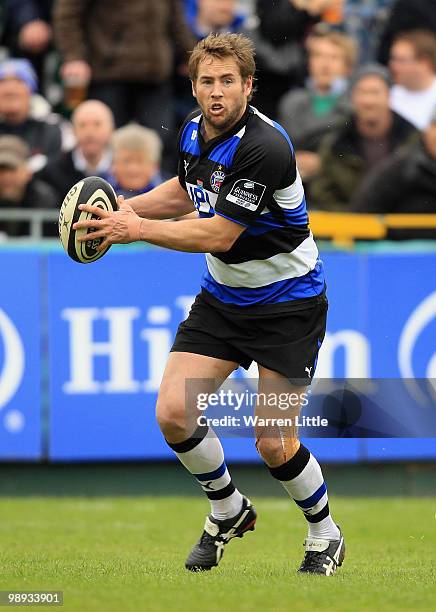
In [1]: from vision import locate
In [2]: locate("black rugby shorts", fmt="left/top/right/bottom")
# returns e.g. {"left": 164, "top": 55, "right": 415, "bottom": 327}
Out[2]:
{"left": 170, "top": 289, "right": 328, "bottom": 385}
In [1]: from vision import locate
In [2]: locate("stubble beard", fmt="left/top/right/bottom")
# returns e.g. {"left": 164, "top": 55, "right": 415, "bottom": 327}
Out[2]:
{"left": 203, "top": 100, "right": 247, "bottom": 137}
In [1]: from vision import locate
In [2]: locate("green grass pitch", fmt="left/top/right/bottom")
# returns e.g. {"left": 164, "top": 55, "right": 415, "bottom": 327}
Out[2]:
{"left": 1, "top": 496, "right": 435, "bottom": 611}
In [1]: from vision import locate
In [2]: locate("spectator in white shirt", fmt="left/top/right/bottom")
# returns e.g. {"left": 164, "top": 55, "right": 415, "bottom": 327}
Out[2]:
{"left": 389, "top": 29, "right": 436, "bottom": 130}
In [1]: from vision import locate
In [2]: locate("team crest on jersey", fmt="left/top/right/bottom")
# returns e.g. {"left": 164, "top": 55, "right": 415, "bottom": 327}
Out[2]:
{"left": 210, "top": 170, "right": 225, "bottom": 193}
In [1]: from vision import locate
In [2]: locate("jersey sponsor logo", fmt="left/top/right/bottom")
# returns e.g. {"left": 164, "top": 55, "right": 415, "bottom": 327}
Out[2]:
{"left": 186, "top": 182, "right": 218, "bottom": 213}
{"left": 226, "top": 179, "right": 266, "bottom": 211}
{"left": 210, "top": 170, "right": 226, "bottom": 193}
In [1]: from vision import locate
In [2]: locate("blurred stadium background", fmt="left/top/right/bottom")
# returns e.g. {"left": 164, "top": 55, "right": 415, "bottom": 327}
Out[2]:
{"left": 0, "top": 1, "right": 435, "bottom": 610}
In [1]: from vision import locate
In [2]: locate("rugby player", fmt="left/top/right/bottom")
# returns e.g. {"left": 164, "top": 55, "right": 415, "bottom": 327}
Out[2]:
{"left": 74, "top": 33, "right": 345, "bottom": 576}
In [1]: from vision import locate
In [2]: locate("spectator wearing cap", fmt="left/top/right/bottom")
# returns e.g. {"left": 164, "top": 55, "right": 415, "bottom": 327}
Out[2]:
{"left": 388, "top": 30, "right": 436, "bottom": 130}
{"left": 110, "top": 124, "right": 166, "bottom": 199}
{"left": 38, "top": 99, "right": 114, "bottom": 201}
{"left": 310, "top": 63, "right": 417, "bottom": 210}
{"left": 351, "top": 107, "right": 436, "bottom": 238}
{"left": 0, "top": 58, "right": 62, "bottom": 170}
{"left": 278, "top": 28, "right": 357, "bottom": 183}
{"left": 0, "top": 134, "right": 57, "bottom": 237}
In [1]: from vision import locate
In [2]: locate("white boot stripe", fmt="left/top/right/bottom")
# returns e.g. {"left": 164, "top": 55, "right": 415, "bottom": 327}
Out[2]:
{"left": 332, "top": 538, "right": 344, "bottom": 563}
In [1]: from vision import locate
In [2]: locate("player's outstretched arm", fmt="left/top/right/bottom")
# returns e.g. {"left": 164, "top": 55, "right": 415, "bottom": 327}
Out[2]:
{"left": 133, "top": 213, "right": 245, "bottom": 253}
{"left": 126, "top": 176, "right": 195, "bottom": 220}
{"left": 73, "top": 199, "right": 245, "bottom": 253}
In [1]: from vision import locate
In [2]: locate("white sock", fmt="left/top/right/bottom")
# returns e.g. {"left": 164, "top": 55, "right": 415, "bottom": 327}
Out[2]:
{"left": 307, "top": 515, "right": 340, "bottom": 540}
{"left": 268, "top": 443, "right": 340, "bottom": 540}
{"left": 167, "top": 426, "right": 244, "bottom": 521}
{"left": 206, "top": 490, "right": 246, "bottom": 521}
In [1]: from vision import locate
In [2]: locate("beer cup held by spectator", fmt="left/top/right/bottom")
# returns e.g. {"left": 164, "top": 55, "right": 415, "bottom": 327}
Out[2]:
{"left": 61, "top": 60, "right": 91, "bottom": 112}
{"left": 63, "top": 75, "right": 88, "bottom": 112}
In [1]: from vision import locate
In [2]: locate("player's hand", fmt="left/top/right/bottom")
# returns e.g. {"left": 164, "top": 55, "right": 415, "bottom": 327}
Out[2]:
{"left": 73, "top": 196, "right": 143, "bottom": 250}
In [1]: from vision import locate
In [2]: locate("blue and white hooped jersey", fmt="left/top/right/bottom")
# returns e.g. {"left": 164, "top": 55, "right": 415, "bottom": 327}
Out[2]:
{"left": 177, "top": 105, "right": 325, "bottom": 308}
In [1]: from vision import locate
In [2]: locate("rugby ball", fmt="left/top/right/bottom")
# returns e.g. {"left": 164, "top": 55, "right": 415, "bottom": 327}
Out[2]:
{"left": 59, "top": 176, "right": 118, "bottom": 264}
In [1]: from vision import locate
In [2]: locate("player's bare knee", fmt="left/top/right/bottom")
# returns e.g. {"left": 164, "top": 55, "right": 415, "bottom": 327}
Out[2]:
{"left": 155, "top": 395, "right": 187, "bottom": 441}
{"left": 255, "top": 435, "right": 287, "bottom": 467}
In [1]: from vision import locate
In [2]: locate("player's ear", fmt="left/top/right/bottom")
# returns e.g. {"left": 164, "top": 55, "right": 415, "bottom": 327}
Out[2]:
{"left": 191, "top": 80, "right": 197, "bottom": 99}
{"left": 244, "top": 75, "right": 253, "bottom": 97}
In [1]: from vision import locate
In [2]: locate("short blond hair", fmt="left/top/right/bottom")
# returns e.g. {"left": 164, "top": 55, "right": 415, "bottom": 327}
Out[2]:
{"left": 111, "top": 123, "right": 162, "bottom": 164}
{"left": 308, "top": 28, "right": 358, "bottom": 72}
{"left": 188, "top": 32, "right": 256, "bottom": 83}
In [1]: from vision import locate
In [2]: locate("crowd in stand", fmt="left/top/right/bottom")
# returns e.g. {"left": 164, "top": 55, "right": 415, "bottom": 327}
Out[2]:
{"left": 0, "top": 0, "right": 435, "bottom": 239}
